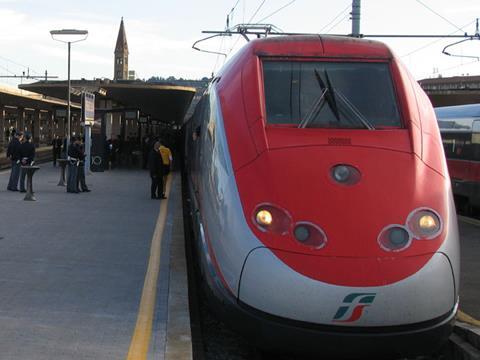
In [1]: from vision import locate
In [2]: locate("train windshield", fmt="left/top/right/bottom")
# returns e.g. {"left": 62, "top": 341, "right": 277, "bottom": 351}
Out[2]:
{"left": 263, "top": 61, "right": 401, "bottom": 129}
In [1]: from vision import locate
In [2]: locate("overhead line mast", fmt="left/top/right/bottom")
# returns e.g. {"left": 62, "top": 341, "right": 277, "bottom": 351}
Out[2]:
{"left": 351, "top": 0, "right": 361, "bottom": 37}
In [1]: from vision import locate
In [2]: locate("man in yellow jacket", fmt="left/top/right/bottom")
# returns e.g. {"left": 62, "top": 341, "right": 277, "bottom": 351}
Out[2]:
{"left": 159, "top": 141, "right": 172, "bottom": 197}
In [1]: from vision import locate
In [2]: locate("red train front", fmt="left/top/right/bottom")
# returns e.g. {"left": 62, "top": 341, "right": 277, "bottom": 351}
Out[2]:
{"left": 185, "top": 35, "right": 460, "bottom": 358}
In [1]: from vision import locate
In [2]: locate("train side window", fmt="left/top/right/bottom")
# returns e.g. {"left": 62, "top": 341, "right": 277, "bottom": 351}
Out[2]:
{"left": 472, "top": 121, "right": 480, "bottom": 161}
{"left": 441, "top": 132, "right": 473, "bottom": 160}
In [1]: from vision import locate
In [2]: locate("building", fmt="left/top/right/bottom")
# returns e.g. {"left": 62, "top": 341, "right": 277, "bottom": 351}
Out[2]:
{"left": 419, "top": 76, "right": 480, "bottom": 107}
{"left": 114, "top": 18, "right": 129, "bottom": 81}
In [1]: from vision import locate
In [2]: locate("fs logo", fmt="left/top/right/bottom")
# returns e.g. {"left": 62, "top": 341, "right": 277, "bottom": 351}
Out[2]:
{"left": 332, "top": 293, "right": 376, "bottom": 323}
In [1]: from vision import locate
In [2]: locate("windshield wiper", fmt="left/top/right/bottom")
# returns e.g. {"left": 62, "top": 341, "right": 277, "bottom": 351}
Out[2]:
{"left": 299, "top": 70, "right": 339, "bottom": 128}
{"left": 320, "top": 70, "right": 341, "bottom": 121}
{"left": 298, "top": 87, "right": 327, "bottom": 128}
{"left": 334, "top": 90, "right": 375, "bottom": 130}
{"left": 301, "top": 69, "right": 375, "bottom": 130}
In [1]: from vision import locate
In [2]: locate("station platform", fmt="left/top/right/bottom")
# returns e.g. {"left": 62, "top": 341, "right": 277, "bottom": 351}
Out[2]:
{"left": 0, "top": 165, "right": 191, "bottom": 360}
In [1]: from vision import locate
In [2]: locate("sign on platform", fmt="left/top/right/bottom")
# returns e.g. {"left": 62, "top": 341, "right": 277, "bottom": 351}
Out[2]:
{"left": 82, "top": 92, "right": 95, "bottom": 126}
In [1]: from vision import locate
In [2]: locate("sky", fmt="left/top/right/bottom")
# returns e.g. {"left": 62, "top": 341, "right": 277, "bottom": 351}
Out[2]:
{"left": 0, "top": 0, "right": 479, "bottom": 88}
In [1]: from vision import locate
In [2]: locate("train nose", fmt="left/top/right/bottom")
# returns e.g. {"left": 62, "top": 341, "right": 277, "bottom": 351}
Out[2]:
{"left": 238, "top": 248, "right": 457, "bottom": 326}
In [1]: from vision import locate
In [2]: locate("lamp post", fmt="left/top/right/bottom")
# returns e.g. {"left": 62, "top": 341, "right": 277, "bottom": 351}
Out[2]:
{"left": 50, "top": 29, "right": 88, "bottom": 147}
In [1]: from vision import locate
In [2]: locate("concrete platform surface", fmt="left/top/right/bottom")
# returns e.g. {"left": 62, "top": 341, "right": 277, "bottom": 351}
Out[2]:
{"left": 0, "top": 165, "right": 191, "bottom": 360}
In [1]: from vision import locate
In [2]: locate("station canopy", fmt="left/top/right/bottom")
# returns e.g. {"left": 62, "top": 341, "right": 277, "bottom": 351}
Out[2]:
{"left": 0, "top": 84, "right": 80, "bottom": 111}
{"left": 20, "top": 80, "right": 196, "bottom": 124}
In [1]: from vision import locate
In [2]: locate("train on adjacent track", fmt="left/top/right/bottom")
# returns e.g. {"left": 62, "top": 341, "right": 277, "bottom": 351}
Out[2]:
{"left": 435, "top": 103, "right": 480, "bottom": 214}
{"left": 184, "top": 35, "right": 460, "bottom": 359}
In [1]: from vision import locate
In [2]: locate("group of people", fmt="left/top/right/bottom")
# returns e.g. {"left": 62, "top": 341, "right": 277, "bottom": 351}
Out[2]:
{"left": 7, "top": 129, "right": 172, "bottom": 199}
{"left": 106, "top": 135, "right": 140, "bottom": 169}
{"left": 6, "top": 130, "right": 35, "bottom": 192}
{"left": 66, "top": 136, "right": 90, "bottom": 193}
{"left": 148, "top": 139, "right": 172, "bottom": 199}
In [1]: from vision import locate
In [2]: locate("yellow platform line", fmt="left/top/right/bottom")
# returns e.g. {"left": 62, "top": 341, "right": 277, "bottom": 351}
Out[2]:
{"left": 458, "top": 215, "right": 480, "bottom": 227}
{"left": 126, "top": 174, "right": 173, "bottom": 360}
{"left": 458, "top": 310, "right": 480, "bottom": 327}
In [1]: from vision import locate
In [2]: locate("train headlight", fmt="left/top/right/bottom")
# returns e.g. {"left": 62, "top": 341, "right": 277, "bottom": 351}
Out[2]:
{"left": 407, "top": 208, "right": 442, "bottom": 239}
{"left": 332, "top": 165, "right": 350, "bottom": 182}
{"left": 331, "top": 164, "right": 361, "bottom": 185}
{"left": 256, "top": 210, "right": 273, "bottom": 226}
{"left": 378, "top": 225, "right": 412, "bottom": 252}
{"left": 253, "top": 204, "right": 292, "bottom": 235}
{"left": 294, "top": 222, "right": 327, "bottom": 249}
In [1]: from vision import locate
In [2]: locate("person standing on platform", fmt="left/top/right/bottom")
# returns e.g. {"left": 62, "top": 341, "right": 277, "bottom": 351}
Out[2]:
{"left": 62, "top": 137, "right": 68, "bottom": 159}
{"left": 159, "top": 140, "right": 172, "bottom": 199}
{"left": 76, "top": 138, "right": 90, "bottom": 192}
{"left": 66, "top": 136, "right": 81, "bottom": 193}
{"left": 6, "top": 130, "right": 23, "bottom": 191}
{"left": 142, "top": 136, "right": 150, "bottom": 169}
{"left": 52, "top": 135, "right": 62, "bottom": 166}
{"left": 19, "top": 133, "right": 35, "bottom": 193}
{"left": 148, "top": 141, "right": 164, "bottom": 199}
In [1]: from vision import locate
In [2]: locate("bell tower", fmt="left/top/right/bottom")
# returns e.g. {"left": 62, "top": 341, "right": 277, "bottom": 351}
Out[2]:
{"left": 114, "top": 17, "right": 129, "bottom": 80}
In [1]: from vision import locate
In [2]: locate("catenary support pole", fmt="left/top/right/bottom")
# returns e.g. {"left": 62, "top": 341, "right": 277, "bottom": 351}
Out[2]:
{"left": 67, "top": 41, "right": 71, "bottom": 146}
{"left": 351, "top": 0, "right": 361, "bottom": 37}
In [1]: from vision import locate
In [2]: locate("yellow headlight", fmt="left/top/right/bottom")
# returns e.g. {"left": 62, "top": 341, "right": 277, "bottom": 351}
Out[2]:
{"left": 256, "top": 210, "right": 273, "bottom": 226}
{"left": 419, "top": 214, "right": 437, "bottom": 230}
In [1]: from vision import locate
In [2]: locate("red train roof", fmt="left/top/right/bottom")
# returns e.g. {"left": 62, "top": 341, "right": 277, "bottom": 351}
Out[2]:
{"left": 239, "top": 35, "right": 394, "bottom": 59}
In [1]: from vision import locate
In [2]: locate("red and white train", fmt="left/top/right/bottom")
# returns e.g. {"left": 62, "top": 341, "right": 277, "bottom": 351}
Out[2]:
{"left": 436, "top": 103, "right": 480, "bottom": 213}
{"left": 185, "top": 35, "right": 460, "bottom": 358}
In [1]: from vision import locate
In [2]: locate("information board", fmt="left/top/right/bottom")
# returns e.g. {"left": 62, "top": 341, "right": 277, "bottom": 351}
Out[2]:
{"left": 82, "top": 92, "right": 95, "bottom": 126}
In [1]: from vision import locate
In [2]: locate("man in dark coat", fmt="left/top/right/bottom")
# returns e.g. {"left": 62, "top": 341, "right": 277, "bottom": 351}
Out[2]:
{"left": 19, "top": 132, "right": 36, "bottom": 192}
{"left": 148, "top": 141, "right": 164, "bottom": 199}
{"left": 66, "top": 136, "right": 81, "bottom": 193}
{"left": 52, "top": 135, "right": 62, "bottom": 166}
{"left": 6, "top": 131, "right": 23, "bottom": 191}
{"left": 76, "top": 139, "right": 90, "bottom": 192}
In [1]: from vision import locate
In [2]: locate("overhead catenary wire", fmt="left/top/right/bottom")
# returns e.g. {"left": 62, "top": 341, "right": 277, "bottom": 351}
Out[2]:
{"left": 437, "top": 58, "right": 480, "bottom": 75}
{"left": 257, "top": 0, "right": 296, "bottom": 24}
{"left": 0, "top": 63, "right": 16, "bottom": 75}
{"left": 0, "top": 54, "right": 41, "bottom": 76}
{"left": 401, "top": 19, "right": 477, "bottom": 58}
{"left": 229, "top": 0, "right": 241, "bottom": 16}
{"left": 247, "top": 0, "right": 267, "bottom": 23}
{"left": 226, "top": 0, "right": 242, "bottom": 29}
{"left": 325, "top": 13, "right": 350, "bottom": 34}
{"left": 319, "top": 2, "right": 351, "bottom": 34}
{"left": 415, "top": 0, "right": 466, "bottom": 33}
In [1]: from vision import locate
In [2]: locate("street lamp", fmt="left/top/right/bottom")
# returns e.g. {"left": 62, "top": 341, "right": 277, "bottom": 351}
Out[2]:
{"left": 50, "top": 29, "right": 88, "bottom": 147}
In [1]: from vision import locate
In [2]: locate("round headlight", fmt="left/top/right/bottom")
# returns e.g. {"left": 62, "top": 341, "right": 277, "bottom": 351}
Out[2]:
{"left": 330, "top": 164, "right": 361, "bottom": 185}
{"left": 256, "top": 210, "right": 273, "bottom": 226}
{"left": 294, "top": 225, "right": 310, "bottom": 242}
{"left": 407, "top": 208, "right": 442, "bottom": 240}
{"left": 419, "top": 215, "right": 437, "bottom": 230}
{"left": 378, "top": 225, "right": 411, "bottom": 252}
{"left": 294, "top": 222, "right": 327, "bottom": 249}
{"left": 333, "top": 165, "right": 351, "bottom": 183}
{"left": 253, "top": 203, "right": 292, "bottom": 235}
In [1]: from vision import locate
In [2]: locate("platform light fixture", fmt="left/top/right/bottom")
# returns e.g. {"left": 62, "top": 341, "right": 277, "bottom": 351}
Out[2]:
{"left": 50, "top": 29, "right": 88, "bottom": 147}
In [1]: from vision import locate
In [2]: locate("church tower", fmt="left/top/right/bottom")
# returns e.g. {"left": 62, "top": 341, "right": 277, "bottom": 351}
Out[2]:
{"left": 114, "top": 17, "right": 129, "bottom": 80}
